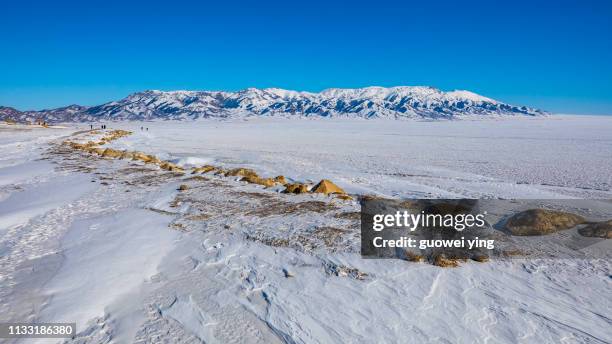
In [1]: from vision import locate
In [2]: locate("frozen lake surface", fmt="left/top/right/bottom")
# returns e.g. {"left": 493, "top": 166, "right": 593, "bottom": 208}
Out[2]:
{"left": 107, "top": 116, "right": 612, "bottom": 199}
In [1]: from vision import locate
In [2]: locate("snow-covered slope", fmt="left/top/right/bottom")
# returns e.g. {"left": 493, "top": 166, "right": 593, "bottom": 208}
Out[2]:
{"left": 1, "top": 86, "right": 547, "bottom": 123}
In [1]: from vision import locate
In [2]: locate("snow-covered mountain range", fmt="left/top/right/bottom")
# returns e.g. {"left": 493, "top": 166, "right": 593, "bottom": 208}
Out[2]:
{"left": 0, "top": 86, "right": 547, "bottom": 123}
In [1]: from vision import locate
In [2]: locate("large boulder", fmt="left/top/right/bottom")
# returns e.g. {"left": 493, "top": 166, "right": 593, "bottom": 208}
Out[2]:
{"left": 282, "top": 183, "right": 309, "bottom": 194}
{"left": 505, "top": 209, "right": 585, "bottom": 236}
{"left": 578, "top": 220, "right": 612, "bottom": 238}
{"left": 311, "top": 179, "right": 346, "bottom": 195}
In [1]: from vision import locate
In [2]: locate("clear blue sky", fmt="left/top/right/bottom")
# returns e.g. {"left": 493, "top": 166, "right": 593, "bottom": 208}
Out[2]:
{"left": 1, "top": 0, "right": 611, "bottom": 114}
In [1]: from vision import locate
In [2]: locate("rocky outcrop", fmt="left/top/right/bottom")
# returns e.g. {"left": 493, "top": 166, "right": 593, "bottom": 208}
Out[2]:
{"left": 282, "top": 183, "right": 310, "bottom": 194}
{"left": 505, "top": 209, "right": 585, "bottom": 236}
{"left": 241, "top": 175, "right": 276, "bottom": 187}
{"left": 311, "top": 179, "right": 346, "bottom": 195}
{"left": 64, "top": 131, "right": 353, "bottom": 202}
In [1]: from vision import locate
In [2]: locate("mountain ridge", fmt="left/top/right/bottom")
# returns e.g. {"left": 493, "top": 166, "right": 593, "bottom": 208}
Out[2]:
{"left": 0, "top": 86, "right": 548, "bottom": 123}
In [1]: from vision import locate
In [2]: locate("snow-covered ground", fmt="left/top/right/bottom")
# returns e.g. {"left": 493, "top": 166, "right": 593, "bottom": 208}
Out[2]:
{"left": 0, "top": 116, "right": 611, "bottom": 344}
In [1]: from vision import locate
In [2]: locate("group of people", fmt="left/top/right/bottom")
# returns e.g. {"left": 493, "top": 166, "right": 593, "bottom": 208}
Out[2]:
{"left": 88, "top": 124, "right": 148, "bottom": 131}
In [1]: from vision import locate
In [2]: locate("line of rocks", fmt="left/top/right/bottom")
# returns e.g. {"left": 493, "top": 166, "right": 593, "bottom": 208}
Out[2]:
{"left": 190, "top": 165, "right": 352, "bottom": 200}
{"left": 63, "top": 130, "right": 353, "bottom": 200}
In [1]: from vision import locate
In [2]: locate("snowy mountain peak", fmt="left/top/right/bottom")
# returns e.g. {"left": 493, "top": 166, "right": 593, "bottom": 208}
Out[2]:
{"left": 1, "top": 86, "right": 547, "bottom": 123}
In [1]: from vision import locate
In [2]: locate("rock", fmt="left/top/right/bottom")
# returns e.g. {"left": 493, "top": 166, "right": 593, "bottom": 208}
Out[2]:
{"left": 160, "top": 161, "right": 184, "bottom": 172}
{"left": 403, "top": 250, "right": 424, "bottom": 262}
{"left": 120, "top": 151, "right": 134, "bottom": 160}
{"left": 91, "top": 148, "right": 105, "bottom": 155}
{"left": 471, "top": 254, "right": 490, "bottom": 263}
{"left": 282, "top": 183, "right": 309, "bottom": 194}
{"left": 505, "top": 209, "right": 585, "bottom": 236}
{"left": 282, "top": 268, "right": 294, "bottom": 278}
{"left": 178, "top": 184, "right": 189, "bottom": 191}
{"left": 259, "top": 178, "right": 277, "bottom": 187}
{"left": 240, "top": 175, "right": 258, "bottom": 183}
{"left": 147, "top": 155, "right": 162, "bottom": 164}
{"left": 69, "top": 141, "right": 99, "bottom": 150}
{"left": 185, "top": 175, "right": 208, "bottom": 182}
{"left": 101, "top": 148, "right": 122, "bottom": 158}
{"left": 192, "top": 165, "right": 216, "bottom": 174}
{"left": 100, "top": 130, "right": 132, "bottom": 143}
{"left": 241, "top": 175, "right": 276, "bottom": 187}
{"left": 132, "top": 152, "right": 160, "bottom": 164}
{"left": 335, "top": 194, "right": 353, "bottom": 201}
{"left": 578, "top": 220, "right": 612, "bottom": 238}
{"left": 433, "top": 254, "right": 460, "bottom": 268}
{"left": 311, "top": 179, "right": 346, "bottom": 195}
{"left": 132, "top": 152, "right": 150, "bottom": 162}
{"left": 108, "top": 129, "right": 132, "bottom": 139}
{"left": 225, "top": 168, "right": 258, "bottom": 178}
{"left": 67, "top": 142, "right": 83, "bottom": 149}
{"left": 274, "top": 175, "right": 288, "bottom": 185}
